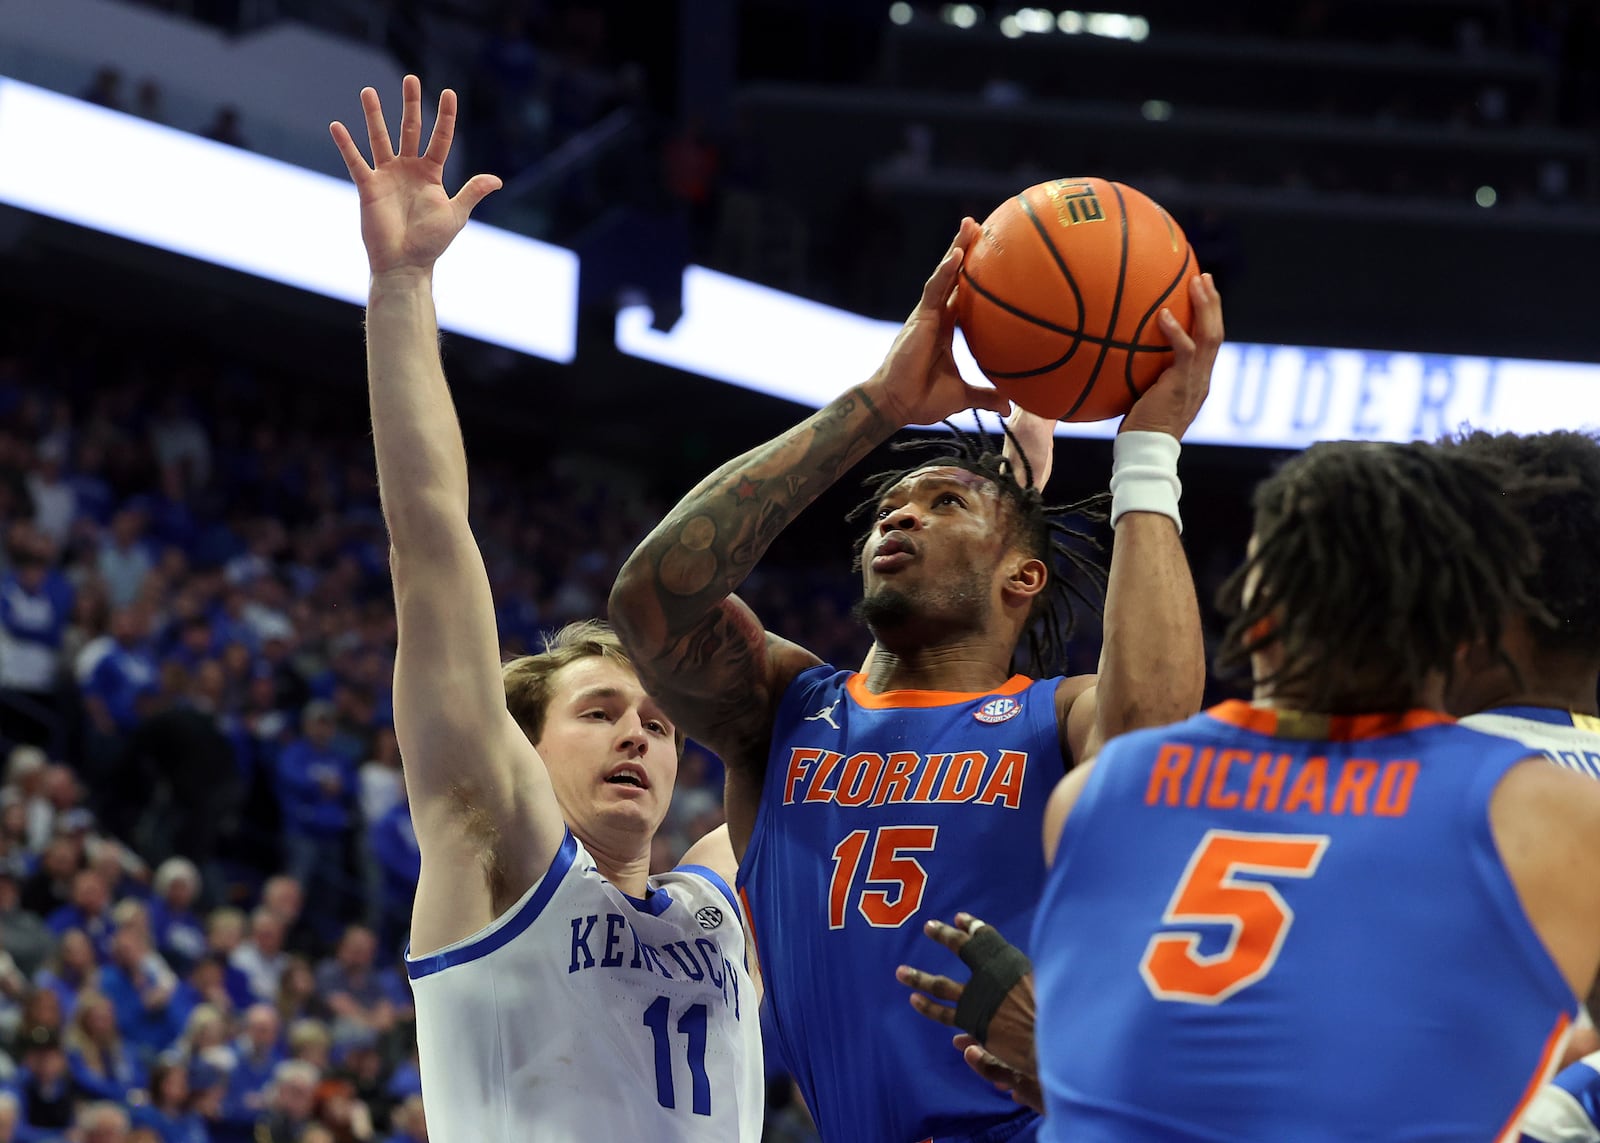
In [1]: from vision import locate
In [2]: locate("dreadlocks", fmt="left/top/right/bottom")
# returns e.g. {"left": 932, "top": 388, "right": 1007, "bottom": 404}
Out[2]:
{"left": 1215, "top": 440, "right": 1546, "bottom": 713}
{"left": 1441, "top": 430, "right": 1600, "bottom": 655}
{"left": 846, "top": 417, "right": 1107, "bottom": 678}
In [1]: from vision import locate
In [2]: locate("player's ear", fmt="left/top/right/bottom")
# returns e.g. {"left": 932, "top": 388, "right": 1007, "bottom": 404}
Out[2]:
{"left": 1002, "top": 555, "right": 1047, "bottom": 605}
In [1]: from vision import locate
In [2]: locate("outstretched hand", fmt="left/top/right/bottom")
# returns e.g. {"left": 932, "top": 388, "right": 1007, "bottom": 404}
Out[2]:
{"left": 866, "top": 219, "right": 1014, "bottom": 428}
{"left": 329, "top": 75, "right": 502, "bottom": 278}
{"left": 894, "top": 913, "right": 1038, "bottom": 1077}
{"left": 1119, "top": 271, "right": 1224, "bottom": 439}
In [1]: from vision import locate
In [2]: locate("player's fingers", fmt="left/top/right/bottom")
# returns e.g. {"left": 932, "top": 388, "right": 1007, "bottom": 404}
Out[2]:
{"left": 360, "top": 87, "right": 395, "bottom": 164}
{"left": 920, "top": 234, "right": 965, "bottom": 312}
{"left": 954, "top": 912, "right": 988, "bottom": 934}
{"left": 328, "top": 122, "right": 373, "bottom": 183}
{"left": 961, "top": 1042, "right": 1021, "bottom": 1088}
{"left": 908, "top": 992, "right": 959, "bottom": 1026}
{"left": 424, "top": 88, "right": 458, "bottom": 167}
{"left": 452, "top": 173, "right": 503, "bottom": 218}
{"left": 922, "top": 918, "right": 970, "bottom": 955}
{"left": 895, "top": 965, "right": 964, "bottom": 1004}
{"left": 1193, "top": 272, "right": 1225, "bottom": 355}
{"left": 398, "top": 74, "right": 424, "bottom": 158}
{"left": 1158, "top": 308, "right": 1196, "bottom": 361}
{"left": 954, "top": 215, "right": 981, "bottom": 253}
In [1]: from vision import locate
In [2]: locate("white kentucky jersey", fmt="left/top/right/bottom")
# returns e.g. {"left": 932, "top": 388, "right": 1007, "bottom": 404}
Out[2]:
{"left": 1462, "top": 705, "right": 1600, "bottom": 779}
{"left": 1521, "top": 1050, "right": 1600, "bottom": 1143}
{"left": 405, "top": 831, "right": 762, "bottom": 1143}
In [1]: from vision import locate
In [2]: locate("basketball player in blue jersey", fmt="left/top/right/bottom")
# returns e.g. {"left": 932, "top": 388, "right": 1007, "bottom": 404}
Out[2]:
{"left": 1445, "top": 430, "right": 1600, "bottom": 1066}
{"left": 910, "top": 441, "right": 1600, "bottom": 1141}
{"left": 610, "top": 210, "right": 1224, "bottom": 1143}
{"left": 331, "top": 78, "right": 762, "bottom": 1142}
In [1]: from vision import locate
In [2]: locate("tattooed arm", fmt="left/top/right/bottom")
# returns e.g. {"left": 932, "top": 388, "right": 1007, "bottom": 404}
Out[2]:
{"left": 610, "top": 218, "right": 1010, "bottom": 857}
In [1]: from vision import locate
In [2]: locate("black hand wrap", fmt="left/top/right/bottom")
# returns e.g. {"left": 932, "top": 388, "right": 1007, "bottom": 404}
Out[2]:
{"left": 952, "top": 925, "right": 1033, "bottom": 1044}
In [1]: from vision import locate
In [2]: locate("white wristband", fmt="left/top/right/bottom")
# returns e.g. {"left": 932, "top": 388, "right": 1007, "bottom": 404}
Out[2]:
{"left": 1110, "top": 431, "right": 1182, "bottom": 533}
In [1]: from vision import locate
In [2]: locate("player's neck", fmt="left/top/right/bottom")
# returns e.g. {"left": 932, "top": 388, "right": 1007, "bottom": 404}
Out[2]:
{"left": 863, "top": 638, "right": 1016, "bottom": 694}
{"left": 1477, "top": 674, "right": 1600, "bottom": 717}
{"left": 576, "top": 829, "right": 653, "bottom": 898}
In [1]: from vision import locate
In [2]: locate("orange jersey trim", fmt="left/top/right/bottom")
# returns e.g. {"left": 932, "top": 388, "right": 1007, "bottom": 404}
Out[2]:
{"left": 1205, "top": 700, "right": 1454, "bottom": 742}
{"left": 1494, "top": 1014, "right": 1572, "bottom": 1143}
{"left": 845, "top": 673, "right": 1032, "bottom": 710}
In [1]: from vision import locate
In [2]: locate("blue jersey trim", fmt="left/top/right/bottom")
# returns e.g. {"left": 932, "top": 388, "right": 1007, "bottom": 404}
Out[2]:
{"left": 1550, "top": 1057, "right": 1600, "bottom": 1123}
{"left": 1486, "top": 705, "right": 1581, "bottom": 728}
{"left": 619, "top": 884, "right": 674, "bottom": 917}
{"left": 675, "top": 864, "right": 739, "bottom": 916}
{"left": 404, "top": 829, "right": 578, "bottom": 980}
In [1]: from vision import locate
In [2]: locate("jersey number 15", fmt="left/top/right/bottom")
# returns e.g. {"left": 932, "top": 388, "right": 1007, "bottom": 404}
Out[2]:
{"left": 828, "top": 825, "right": 939, "bottom": 929}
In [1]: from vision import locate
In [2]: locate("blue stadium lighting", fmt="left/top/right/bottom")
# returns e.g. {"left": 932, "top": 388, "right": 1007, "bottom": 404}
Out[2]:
{"left": 0, "top": 76, "right": 579, "bottom": 364}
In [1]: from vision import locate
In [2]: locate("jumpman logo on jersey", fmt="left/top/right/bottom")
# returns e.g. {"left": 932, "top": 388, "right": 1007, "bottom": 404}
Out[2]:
{"left": 805, "top": 701, "right": 841, "bottom": 731}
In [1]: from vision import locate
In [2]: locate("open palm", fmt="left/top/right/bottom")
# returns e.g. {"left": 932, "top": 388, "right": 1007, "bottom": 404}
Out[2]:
{"left": 329, "top": 75, "right": 501, "bottom": 277}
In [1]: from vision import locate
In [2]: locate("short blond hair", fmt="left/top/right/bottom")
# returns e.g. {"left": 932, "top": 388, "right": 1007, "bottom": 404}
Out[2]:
{"left": 501, "top": 620, "right": 635, "bottom": 744}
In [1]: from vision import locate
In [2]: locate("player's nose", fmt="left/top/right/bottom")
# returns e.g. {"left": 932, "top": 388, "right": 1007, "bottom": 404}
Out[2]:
{"left": 880, "top": 505, "right": 921, "bottom": 533}
{"left": 614, "top": 712, "right": 648, "bottom": 757}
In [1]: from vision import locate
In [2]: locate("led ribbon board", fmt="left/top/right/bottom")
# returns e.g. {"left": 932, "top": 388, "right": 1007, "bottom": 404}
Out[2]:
{"left": 617, "top": 264, "right": 1600, "bottom": 449}
{"left": 0, "top": 76, "right": 578, "bottom": 363}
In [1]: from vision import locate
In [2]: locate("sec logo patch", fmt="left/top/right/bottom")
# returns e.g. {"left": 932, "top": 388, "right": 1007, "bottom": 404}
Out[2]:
{"left": 974, "top": 697, "right": 1023, "bottom": 724}
{"left": 695, "top": 906, "right": 724, "bottom": 930}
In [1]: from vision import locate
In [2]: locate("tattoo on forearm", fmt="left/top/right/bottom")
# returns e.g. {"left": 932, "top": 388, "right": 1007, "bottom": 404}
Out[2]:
{"left": 652, "top": 385, "right": 890, "bottom": 619}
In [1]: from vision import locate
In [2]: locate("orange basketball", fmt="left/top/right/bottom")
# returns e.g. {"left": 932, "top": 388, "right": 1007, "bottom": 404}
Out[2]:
{"left": 955, "top": 178, "right": 1199, "bottom": 422}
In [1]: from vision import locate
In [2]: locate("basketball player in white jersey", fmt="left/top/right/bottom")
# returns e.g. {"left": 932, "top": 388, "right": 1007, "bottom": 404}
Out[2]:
{"left": 329, "top": 77, "right": 762, "bottom": 1142}
{"left": 1442, "top": 430, "right": 1600, "bottom": 1067}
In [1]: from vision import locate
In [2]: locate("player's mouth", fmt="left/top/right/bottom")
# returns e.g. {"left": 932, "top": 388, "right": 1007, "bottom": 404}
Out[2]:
{"left": 604, "top": 763, "right": 651, "bottom": 791}
{"left": 871, "top": 534, "right": 917, "bottom": 573}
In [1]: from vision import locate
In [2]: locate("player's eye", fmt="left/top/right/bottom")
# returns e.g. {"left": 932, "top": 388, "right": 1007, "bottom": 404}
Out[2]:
{"left": 875, "top": 505, "right": 892, "bottom": 520}
{"left": 937, "top": 492, "right": 966, "bottom": 508}
{"left": 581, "top": 709, "right": 610, "bottom": 721}
{"left": 646, "top": 720, "right": 669, "bottom": 735}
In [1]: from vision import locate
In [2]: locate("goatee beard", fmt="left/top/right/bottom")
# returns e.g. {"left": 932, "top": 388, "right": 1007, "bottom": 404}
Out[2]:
{"left": 853, "top": 588, "right": 916, "bottom": 632}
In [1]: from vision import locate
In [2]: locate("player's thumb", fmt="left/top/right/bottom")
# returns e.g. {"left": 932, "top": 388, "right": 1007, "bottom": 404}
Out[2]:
{"left": 454, "top": 173, "right": 503, "bottom": 217}
{"left": 967, "top": 385, "right": 1013, "bottom": 418}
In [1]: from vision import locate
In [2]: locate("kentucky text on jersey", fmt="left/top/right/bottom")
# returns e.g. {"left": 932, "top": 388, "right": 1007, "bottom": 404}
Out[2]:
{"left": 1143, "top": 744, "right": 1417, "bottom": 817}
{"left": 781, "top": 747, "right": 1027, "bottom": 808}
{"left": 568, "top": 912, "right": 744, "bottom": 1018}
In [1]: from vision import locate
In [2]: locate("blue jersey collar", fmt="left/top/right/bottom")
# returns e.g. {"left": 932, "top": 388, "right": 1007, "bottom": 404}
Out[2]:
{"left": 1482, "top": 705, "right": 1578, "bottom": 727}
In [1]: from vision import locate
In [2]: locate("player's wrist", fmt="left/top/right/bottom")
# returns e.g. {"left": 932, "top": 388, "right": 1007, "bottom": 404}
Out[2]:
{"left": 1110, "top": 431, "right": 1182, "bottom": 532}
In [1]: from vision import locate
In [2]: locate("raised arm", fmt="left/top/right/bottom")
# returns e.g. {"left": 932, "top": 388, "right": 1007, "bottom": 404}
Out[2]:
{"left": 1059, "top": 274, "right": 1223, "bottom": 762}
{"left": 610, "top": 219, "right": 1011, "bottom": 851}
{"left": 331, "top": 78, "right": 563, "bottom": 955}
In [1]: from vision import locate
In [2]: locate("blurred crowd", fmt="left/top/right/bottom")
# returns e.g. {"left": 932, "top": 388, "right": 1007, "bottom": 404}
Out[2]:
{"left": 0, "top": 267, "right": 913, "bottom": 1137}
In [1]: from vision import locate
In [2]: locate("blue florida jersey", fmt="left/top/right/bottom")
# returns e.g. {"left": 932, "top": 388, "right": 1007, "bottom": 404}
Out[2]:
{"left": 1033, "top": 702, "right": 1578, "bottom": 1143}
{"left": 738, "top": 665, "right": 1066, "bottom": 1143}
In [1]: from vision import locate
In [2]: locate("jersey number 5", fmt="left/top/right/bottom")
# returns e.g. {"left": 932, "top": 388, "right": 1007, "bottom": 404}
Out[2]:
{"left": 1139, "top": 829, "right": 1329, "bottom": 1004}
{"left": 828, "top": 825, "right": 939, "bottom": 929}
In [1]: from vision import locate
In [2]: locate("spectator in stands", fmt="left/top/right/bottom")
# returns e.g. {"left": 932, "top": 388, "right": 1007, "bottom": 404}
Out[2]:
{"left": 255, "top": 1060, "right": 317, "bottom": 1143}
{"left": 0, "top": 531, "right": 74, "bottom": 751}
{"left": 76, "top": 1100, "right": 131, "bottom": 1143}
{"left": 258, "top": 876, "right": 311, "bottom": 957}
{"left": 63, "top": 991, "right": 143, "bottom": 1103}
{"left": 313, "top": 1075, "right": 374, "bottom": 1143}
{"left": 225, "top": 1004, "right": 283, "bottom": 1121}
{"left": 333, "top": 1029, "right": 390, "bottom": 1134}
{"left": 382, "top": 1095, "right": 424, "bottom": 1143}
{"left": 22, "top": 837, "right": 79, "bottom": 918}
{"left": 131, "top": 1055, "right": 207, "bottom": 1143}
{"left": 315, "top": 928, "right": 389, "bottom": 1040}
{"left": 202, "top": 106, "right": 247, "bottom": 149}
{"left": 47, "top": 870, "right": 113, "bottom": 957}
{"left": 97, "top": 513, "right": 154, "bottom": 611}
{"left": 181, "top": 956, "right": 235, "bottom": 1026}
{"left": 229, "top": 910, "right": 286, "bottom": 1005}
{"left": 147, "top": 859, "right": 205, "bottom": 975}
{"left": 272, "top": 703, "right": 355, "bottom": 940}
{"left": 201, "top": 911, "right": 254, "bottom": 1012}
{"left": 0, "top": 929, "right": 27, "bottom": 1047}
{"left": 17, "top": 1032, "right": 77, "bottom": 1135}
{"left": 274, "top": 957, "right": 324, "bottom": 1027}
{"left": 132, "top": 78, "right": 165, "bottom": 125}
{"left": 36, "top": 928, "right": 96, "bottom": 1020}
{"left": 81, "top": 605, "right": 156, "bottom": 809}
{"left": 97, "top": 923, "right": 180, "bottom": 1057}
{"left": 364, "top": 795, "right": 416, "bottom": 956}
{"left": 0, "top": 865, "right": 53, "bottom": 978}
{"left": 176, "top": 1003, "right": 232, "bottom": 1074}
{"left": 286, "top": 1020, "right": 330, "bottom": 1073}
